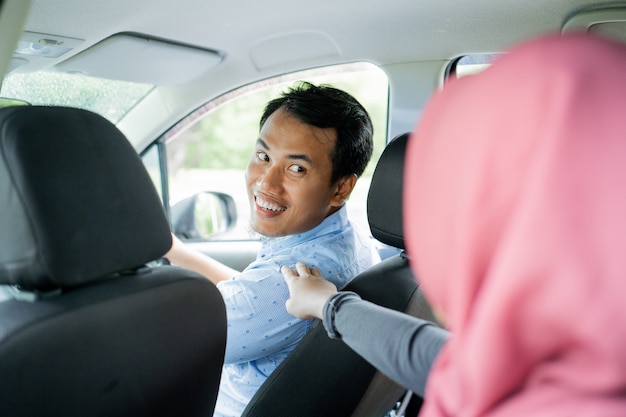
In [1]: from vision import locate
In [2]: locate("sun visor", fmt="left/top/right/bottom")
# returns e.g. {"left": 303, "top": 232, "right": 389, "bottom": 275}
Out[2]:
{"left": 562, "top": 6, "right": 626, "bottom": 43}
{"left": 55, "top": 33, "right": 223, "bottom": 86}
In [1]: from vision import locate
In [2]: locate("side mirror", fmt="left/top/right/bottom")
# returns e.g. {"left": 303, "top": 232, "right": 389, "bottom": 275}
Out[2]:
{"left": 171, "top": 191, "right": 237, "bottom": 240}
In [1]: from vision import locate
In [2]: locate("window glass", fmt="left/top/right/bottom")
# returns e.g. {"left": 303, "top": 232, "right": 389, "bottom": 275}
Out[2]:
{"left": 159, "top": 62, "right": 389, "bottom": 241}
{"left": 141, "top": 144, "right": 163, "bottom": 201}
{"left": 0, "top": 71, "right": 154, "bottom": 123}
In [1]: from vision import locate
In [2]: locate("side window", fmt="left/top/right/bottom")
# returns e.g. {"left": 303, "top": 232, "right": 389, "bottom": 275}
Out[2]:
{"left": 145, "top": 63, "right": 389, "bottom": 242}
{"left": 141, "top": 144, "right": 163, "bottom": 201}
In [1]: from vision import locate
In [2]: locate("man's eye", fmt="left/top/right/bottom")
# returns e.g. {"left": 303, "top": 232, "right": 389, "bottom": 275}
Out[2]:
{"left": 256, "top": 151, "right": 269, "bottom": 162}
{"left": 288, "top": 164, "right": 305, "bottom": 173}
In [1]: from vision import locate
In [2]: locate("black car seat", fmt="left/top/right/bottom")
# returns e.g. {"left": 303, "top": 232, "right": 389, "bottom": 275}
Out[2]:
{"left": 0, "top": 106, "right": 227, "bottom": 417}
{"left": 241, "top": 132, "right": 437, "bottom": 417}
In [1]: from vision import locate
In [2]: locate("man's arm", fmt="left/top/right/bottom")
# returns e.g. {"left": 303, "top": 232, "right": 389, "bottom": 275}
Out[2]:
{"left": 164, "top": 233, "right": 240, "bottom": 285}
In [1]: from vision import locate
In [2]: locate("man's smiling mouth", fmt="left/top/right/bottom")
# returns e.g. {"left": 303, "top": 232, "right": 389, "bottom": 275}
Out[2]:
{"left": 255, "top": 195, "right": 287, "bottom": 212}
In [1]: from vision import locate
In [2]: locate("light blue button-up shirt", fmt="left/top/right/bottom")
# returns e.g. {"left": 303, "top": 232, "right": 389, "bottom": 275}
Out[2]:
{"left": 213, "top": 205, "right": 380, "bottom": 417}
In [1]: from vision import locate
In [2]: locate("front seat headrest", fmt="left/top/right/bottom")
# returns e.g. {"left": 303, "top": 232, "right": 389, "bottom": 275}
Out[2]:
{"left": 366, "top": 132, "right": 409, "bottom": 249}
{"left": 0, "top": 106, "right": 172, "bottom": 291}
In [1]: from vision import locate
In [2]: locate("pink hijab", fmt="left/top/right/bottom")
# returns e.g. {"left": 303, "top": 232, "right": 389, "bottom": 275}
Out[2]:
{"left": 405, "top": 33, "right": 626, "bottom": 416}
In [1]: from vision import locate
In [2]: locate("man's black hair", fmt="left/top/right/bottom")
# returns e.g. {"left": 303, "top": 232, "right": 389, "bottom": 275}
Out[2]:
{"left": 259, "top": 81, "right": 374, "bottom": 185}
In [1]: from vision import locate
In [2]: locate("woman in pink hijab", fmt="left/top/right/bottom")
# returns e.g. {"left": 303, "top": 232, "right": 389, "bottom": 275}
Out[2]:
{"left": 282, "top": 32, "right": 626, "bottom": 416}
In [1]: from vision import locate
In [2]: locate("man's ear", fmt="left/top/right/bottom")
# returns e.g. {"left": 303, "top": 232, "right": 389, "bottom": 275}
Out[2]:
{"left": 330, "top": 174, "right": 357, "bottom": 207}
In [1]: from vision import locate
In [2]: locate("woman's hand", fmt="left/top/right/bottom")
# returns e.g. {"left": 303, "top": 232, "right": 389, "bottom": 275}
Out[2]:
{"left": 281, "top": 262, "right": 338, "bottom": 320}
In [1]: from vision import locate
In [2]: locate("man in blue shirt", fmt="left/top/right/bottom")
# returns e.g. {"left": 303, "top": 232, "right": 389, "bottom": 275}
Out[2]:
{"left": 166, "top": 81, "right": 380, "bottom": 416}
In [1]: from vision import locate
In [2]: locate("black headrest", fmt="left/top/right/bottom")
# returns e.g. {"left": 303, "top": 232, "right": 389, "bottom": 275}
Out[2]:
{"left": 0, "top": 106, "right": 172, "bottom": 291}
{"left": 366, "top": 132, "right": 409, "bottom": 249}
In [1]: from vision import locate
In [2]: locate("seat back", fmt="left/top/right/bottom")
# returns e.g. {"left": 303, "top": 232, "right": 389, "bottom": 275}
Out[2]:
{"left": 241, "top": 133, "right": 435, "bottom": 417}
{"left": 0, "top": 106, "right": 227, "bottom": 417}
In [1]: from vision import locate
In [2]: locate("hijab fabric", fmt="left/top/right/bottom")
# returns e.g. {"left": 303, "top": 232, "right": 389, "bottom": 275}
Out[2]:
{"left": 404, "top": 33, "right": 626, "bottom": 416}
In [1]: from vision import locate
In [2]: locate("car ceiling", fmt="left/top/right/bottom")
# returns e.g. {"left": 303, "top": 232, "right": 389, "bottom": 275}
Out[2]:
{"left": 21, "top": 0, "right": 612, "bottom": 81}
{"left": 8, "top": 0, "right": 619, "bottom": 146}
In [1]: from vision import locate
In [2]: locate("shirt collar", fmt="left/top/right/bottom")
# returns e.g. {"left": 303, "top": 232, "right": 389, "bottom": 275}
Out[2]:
{"left": 259, "top": 205, "right": 349, "bottom": 251}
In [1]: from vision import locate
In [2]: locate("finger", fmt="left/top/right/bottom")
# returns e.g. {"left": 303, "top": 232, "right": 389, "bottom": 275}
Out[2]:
{"left": 295, "top": 262, "right": 311, "bottom": 277}
{"left": 280, "top": 265, "right": 297, "bottom": 280}
{"left": 310, "top": 266, "right": 322, "bottom": 278}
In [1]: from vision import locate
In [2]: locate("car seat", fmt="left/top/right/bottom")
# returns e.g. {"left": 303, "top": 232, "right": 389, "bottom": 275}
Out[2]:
{"left": 241, "top": 132, "right": 436, "bottom": 417}
{"left": 0, "top": 106, "right": 227, "bottom": 417}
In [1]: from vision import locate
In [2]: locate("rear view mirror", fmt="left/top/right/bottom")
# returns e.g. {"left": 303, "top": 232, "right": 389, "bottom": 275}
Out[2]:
{"left": 171, "top": 191, "right": 237, "bottom": 240}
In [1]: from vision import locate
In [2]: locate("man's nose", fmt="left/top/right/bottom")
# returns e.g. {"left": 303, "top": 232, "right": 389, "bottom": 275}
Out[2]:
{"left": 257, "top": 165, "right": 283, "bottom": 192}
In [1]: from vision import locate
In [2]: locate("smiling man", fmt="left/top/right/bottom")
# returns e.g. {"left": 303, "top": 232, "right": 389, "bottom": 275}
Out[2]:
{"left": 165, "top": 82, "right": 380, "bottom": 417}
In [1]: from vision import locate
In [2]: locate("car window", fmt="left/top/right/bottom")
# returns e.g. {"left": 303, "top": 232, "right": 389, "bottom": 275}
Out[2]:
{"left": 0, "top": 71, "right": 154, "bottom": 123}
{"left": 142, "top": 143, "right": 163, "bottom": 201}
{"left": 144, "top": 62, "right": 389, "bottom": 242}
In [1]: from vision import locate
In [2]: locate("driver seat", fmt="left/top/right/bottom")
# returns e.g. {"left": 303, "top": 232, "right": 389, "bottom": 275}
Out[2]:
{"left": 0, "top": 106, "right": 227, "bottom": 417}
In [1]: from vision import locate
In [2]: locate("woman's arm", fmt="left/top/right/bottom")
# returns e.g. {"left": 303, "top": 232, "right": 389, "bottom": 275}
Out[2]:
{"left": 281, "top": 262, "right": 449, "bottom": 396}
{"left": 329, "top": 295, "right": 448, "bottom": 396}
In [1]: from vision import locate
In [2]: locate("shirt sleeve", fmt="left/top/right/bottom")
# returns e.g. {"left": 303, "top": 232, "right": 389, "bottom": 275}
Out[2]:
{"left": 217, "top": 267, "right": 310, "bottom": 364}
{"left": 332, "top": 297, "right": 449, "bottom": 397}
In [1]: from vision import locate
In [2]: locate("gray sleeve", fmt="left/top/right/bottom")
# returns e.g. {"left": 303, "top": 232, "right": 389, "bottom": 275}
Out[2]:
{"left": 328, "top": 296, "right": 449, "bottom": 397}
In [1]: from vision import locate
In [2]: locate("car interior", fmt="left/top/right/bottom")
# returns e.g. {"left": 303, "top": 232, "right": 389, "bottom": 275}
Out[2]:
{"left": 1, "top": 0, "right": 625, "bottom": 416}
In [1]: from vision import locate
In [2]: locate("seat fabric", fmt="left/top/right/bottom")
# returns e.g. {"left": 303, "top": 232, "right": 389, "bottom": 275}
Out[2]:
{"left": 0, "top": 106, "right": 227, "bottom": 417}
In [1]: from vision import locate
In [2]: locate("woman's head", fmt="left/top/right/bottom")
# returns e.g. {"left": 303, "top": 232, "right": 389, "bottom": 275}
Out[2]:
{"left": 405, "top": 33, "right": 626, "bottom": 416}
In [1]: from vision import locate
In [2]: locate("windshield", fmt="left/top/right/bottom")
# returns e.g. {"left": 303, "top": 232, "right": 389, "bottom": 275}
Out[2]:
{"left": 0, "top": 71, "right": 154, "bottom": 123}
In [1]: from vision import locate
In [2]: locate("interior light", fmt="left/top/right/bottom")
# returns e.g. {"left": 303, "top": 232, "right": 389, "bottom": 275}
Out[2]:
{"left": 14, "top": 32, "right": 82, "bottom": 58}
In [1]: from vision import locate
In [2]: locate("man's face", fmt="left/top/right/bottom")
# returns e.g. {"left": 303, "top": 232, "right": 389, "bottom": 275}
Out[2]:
{"left": 245, "top": 107, "right": 346, "bottom": 237}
